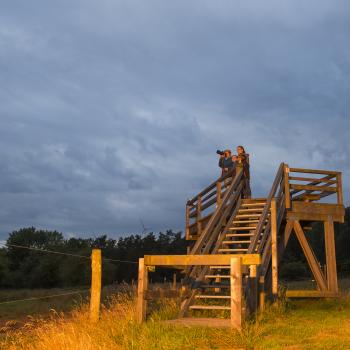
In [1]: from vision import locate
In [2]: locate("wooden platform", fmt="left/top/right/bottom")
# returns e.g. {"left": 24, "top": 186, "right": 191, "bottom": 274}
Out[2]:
{"left": 163, "top": 317, "right": 231, "bottom": 328}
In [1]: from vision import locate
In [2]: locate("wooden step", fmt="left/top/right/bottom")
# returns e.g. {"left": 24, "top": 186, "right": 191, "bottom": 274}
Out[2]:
{"left": 238, "top": 209, "right": 264, "bottom": 213}
{"left": 226, "top": 233, "right": 255, "bottom": 237}
{"left": 229, "top": 226, "right": 257, "bottom": 231}
{"left": 190, "top": 305, "right": 231, "bottom": 310}
{"left": 241, "top": 202, "right": 266, "bottom": 207}
{"left": 205, "top": 275, "right": 230, "bottom": 279}
{"left": 222, "top": 240, "right": 251, "bottom": 244}
{"left": 218, "top": 248, "right": 248, "bottom": 252}
{"left": 236, "top": 214, "right": 262, "bottom": 218}
{"left": 232, "top": 220, "right": 259, "bottom": 224}
{"left": 209, "top": 266, "right": 230, "bottom": 269}
{"left": 195, "top": 295, "right": 230, "bottom": 299}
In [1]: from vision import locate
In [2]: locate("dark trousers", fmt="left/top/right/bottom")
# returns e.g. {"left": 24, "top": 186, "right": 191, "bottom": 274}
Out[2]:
{"left": 242, "top": 178, "right": 251, "bottom": 199}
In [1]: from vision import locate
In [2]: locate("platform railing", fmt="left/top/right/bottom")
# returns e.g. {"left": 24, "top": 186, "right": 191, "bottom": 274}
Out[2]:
{"left": 283, "top": 166, "right": 343, "bottom": 208}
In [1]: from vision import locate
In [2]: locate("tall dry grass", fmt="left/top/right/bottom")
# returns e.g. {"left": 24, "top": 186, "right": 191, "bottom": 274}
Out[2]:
{"left": 0, "top": 292, "right": 244, "bottom": 350}
{"left": 2, "top": 290, "right": 350, "bottom": 350}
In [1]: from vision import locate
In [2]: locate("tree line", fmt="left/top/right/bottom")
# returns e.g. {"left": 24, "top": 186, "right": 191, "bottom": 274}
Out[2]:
{"left": 0, "top": 206, "right": 349, "bottom": 289}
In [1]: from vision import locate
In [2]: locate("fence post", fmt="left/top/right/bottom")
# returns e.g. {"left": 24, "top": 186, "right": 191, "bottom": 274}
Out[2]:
{"left": 90, "top": 249, "right": 102, "bottom": 322}
{"left": 230, "top": 257, "right": 242, "bottom": 329}
{"left": 137, "top": 258, "right": 148, "bottom": 323}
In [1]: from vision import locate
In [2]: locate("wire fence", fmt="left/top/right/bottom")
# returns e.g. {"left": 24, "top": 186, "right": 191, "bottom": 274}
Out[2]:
{"left": 0, "top": 242, "right": 138, "bottom": 310}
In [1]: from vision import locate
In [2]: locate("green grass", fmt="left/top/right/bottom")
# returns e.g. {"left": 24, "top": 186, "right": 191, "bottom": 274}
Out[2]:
{"left": 1, "top": 281, "right": 350, "bottom": 349}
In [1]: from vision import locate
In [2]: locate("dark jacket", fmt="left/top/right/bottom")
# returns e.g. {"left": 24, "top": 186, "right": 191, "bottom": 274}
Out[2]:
{"left": 236, "top": 153, "right": 250, "bottom": 179}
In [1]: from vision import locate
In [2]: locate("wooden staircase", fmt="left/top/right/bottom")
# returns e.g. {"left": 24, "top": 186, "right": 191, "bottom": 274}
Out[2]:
{"left": 136, "top": 163, "right": 345, "bottom": 328}
{"left": 187, "top": 199, "right": 268, "bottom": 315}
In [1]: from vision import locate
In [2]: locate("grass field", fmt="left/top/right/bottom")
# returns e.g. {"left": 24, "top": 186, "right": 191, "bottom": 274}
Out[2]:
{"left": 0, "top": 280, "right": 350, "bottom": 349}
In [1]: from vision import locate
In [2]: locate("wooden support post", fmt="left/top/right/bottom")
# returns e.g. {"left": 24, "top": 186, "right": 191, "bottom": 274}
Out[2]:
{"left": 90, "top": 249, "right": 102, "bottom": 323}
{"left": 214, "top": 275, "right": 221, "bottom": 294}
{"left": 259, "top": 276, "right": 265, "bottom": 311}
{"left": 324, "top": 216, "right": 338, "bottom": 293}
{"left": 293, "top": 221, "right": 327, "bottom": 291}
{"left": 336, "top": 173, "right": 343, "bottom": 206}
{"left": 230, "top": 257, "right": 242, "bottom": 329}
{"left": 172, "top": 273, "right": 177, "bottom": 290}
{"left": 284, "top": 164, "right": 291, "bottom": 209}
{"left": 185, "top": 203, "right": 190, "bottom": 239}
{"left": 249, "top": 265, "right": 257, "bottom": 315}
{"left": 137, "top": 258, "right": 148, "bottom": 323}
{"left": 197, "top": 196, "right": 202, "bottom": 237}
{"left": 271, "top": 198, "right": 278, "bottom": 298}
{"left": 216, "top": 181, "right": 222, "bottom": 207}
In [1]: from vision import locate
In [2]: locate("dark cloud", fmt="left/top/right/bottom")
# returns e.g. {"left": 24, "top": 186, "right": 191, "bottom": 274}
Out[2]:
{"left": 0, "top": 1, "right": 349, "bottom": 239}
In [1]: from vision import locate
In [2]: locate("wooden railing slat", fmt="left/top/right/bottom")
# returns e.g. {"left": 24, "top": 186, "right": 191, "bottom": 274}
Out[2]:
{"left": 289, "top": 176, "right": 337, "bottom": 184}
{"left": 289, "top": 168, "right": 339, "bottom": 176}
{"left": 289, "top": 184, "right": 337, "bottom": 192}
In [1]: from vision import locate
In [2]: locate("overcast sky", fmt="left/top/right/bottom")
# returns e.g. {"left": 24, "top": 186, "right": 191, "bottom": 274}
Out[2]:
{"left": 0, "top": 0, "right": 349, "bottom": 240}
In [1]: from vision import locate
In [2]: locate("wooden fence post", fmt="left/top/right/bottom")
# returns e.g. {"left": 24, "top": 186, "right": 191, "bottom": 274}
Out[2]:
{"left": 271, "top": 198, "right": 278, "bottom": 298}
{"left": 284, "top": 164, "right": 291, "bottom": 209}
{"left": 230, "top": 257, "right": 242, "bottom": 329}
{"left": 259, "top": 276, "right": 265, "bottom": 311}
{"left": 172, "top": 272, "right": 177, "bottom": 290}
{"left": 248, "top": 265, "right": 258, "bottom": 315}
{"left": 137, "top": 258, "right": 148, "bottom": 323}
{"left": 90, "top": 249, "right": 102, "bottom": 322}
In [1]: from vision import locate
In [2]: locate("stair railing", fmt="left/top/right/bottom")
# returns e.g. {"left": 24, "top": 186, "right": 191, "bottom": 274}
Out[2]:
{"left": 186, "top": 169, "right": 237, "bottom": 240}
{"left": 188, "top": 168, "right": 244, "bottom": 256}
{"left": 247, "top": 163, "right": 285, "bottom": 255}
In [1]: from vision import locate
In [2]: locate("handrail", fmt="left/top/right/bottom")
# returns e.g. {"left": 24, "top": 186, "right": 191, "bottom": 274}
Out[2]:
{"left": 186, "top": 169, "right": 237, "bottom": 240}
{"left": 247, "top": 163, "right": 285, "bottom": 254}
{"left": 187, "top": 170, "right": 236, "bottom": 206}
{"left": 189, "top": 169, "right": 244, "bottom": 256}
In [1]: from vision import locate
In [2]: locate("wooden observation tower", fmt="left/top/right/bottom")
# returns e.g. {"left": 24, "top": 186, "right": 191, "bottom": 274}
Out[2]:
{"left": 137, "top": 163, "right": 344, "bottom": 328}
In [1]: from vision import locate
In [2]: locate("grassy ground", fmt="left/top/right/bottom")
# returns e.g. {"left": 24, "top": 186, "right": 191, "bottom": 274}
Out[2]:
{"left": 0, "top": 290, "right": 350, "bottom": 349}
{"left": 0, "top": 279, "right": 350, "bottom": 349}
{"left": 0, "top": 284, "right": 126, "bottom": 330}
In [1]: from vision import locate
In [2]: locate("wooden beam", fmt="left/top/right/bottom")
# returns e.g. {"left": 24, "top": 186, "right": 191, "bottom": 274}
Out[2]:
{"left": 293, "top": 221, "right": 327, "bottom": 291}
{"left": 336, "top": 173, "right": 343, "bottom": 206}
{"left": 289, "top": 176, "right": 337, "bottom": 184}
{"left": 185, "top": 203, "right": 190, "bottom": 240}
{"left": 136, "top": 258, "right": 148, "bottom": 323}
{"left": 284, "top": 164, "right": 291, "bottom": 209}
{"left": 289, "top": 168, "right": 339, "bottom": 175}
{"left": 259, "top": 276, "right": 265, "bottom": 311}
{"left": 287, "top": 202, "right": 345, "bottom": 223}
{"left": 289, "top": 184, "right": 337, "bottom": 193}
{"left": 144, "top": 254, "right": 261, "bottom": 267}
{"left": 271, "top": 198, "right": 278, "bottom": 297}
{"left": 248, "top": 264, "right": 257, "bottom": 315}
{"left": 324, "top": 216, "right": 338, "bottom": 293}
{"left": 196, "top": 196, "right": 202, "bottom": 237}
{"left": 216, "top": 181, "right": 222, "bottom": 206}
{"left": 230, "top": 257, "right": 242, "bottom": 329}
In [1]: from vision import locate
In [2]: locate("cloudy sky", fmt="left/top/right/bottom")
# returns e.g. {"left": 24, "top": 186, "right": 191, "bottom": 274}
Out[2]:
{"left": 0, "top": 0, "right": 349, "bottom": 240}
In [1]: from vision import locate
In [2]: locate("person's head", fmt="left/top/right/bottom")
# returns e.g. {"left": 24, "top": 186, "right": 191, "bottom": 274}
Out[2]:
{"left": 237, "top": 145, "right": 245, "bottom": 155}
{"left": 224, "top": 149, "right": 231, "bottom": 158}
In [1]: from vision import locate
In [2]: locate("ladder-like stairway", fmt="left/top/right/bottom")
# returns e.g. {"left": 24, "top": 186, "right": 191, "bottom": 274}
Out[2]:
{"left": 188, "top": 198, "right": 268, "bottom": 314}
